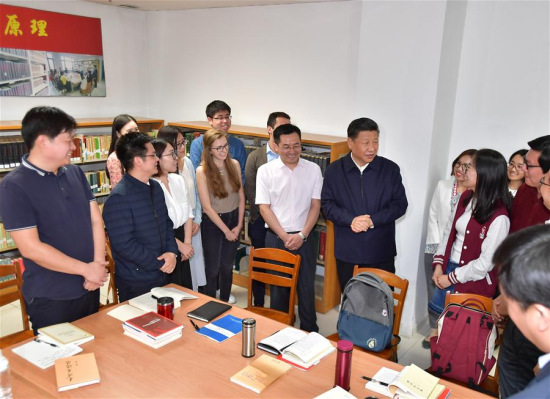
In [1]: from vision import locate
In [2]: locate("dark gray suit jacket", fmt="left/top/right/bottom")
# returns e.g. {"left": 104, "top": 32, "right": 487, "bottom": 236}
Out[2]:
{"left": 245, "top": 145, "right": 267, "bottom": 223}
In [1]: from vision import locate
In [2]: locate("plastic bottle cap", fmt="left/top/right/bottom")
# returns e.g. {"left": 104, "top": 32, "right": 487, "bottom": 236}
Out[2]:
{"left": 337, "top": 340, "right": 353, "bottom": 352}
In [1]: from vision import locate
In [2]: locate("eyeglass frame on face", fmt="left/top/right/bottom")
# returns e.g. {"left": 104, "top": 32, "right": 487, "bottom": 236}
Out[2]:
{"left": 508, "top": 161, "right": 525, "bottom": 171}
{"left": 141, "top": 153, "right": 158, "bottom": 159}
{"left": 525, "top": 163, "right": 542, "bottom": 169}
{"left": 160, "top": 151, "right": 178, "bottom": 160}
{"left": 212, "top": 115, "right": 232, "bottom": 121}
{"left": 460, "top": 163, "right": 473, "bottom": 172}
{"left": 540, "top": 176, "right": 550, "bottom": 187}
{"left": 176, "top": 139, "right": 187, "bottom": 148}
{"left": 279, "top": 143, "right": 302, "bottom": 152}
{"left": 212, "top": 144, "right": 229, "bottom": 153}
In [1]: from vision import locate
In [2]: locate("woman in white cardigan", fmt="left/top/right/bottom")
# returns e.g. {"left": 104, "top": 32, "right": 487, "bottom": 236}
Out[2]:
{"left": 158, "top": 127, "right": 206, "bottom": 291}
{"left": 422, "top": 149, "right": 476, "bottom": 347}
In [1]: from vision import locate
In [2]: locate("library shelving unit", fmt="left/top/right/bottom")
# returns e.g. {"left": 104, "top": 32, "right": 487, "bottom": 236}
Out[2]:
{"left": 0, "top": 117, "right": 164, "bottom": 254}
{"left": 0, "top": 48, "right": 49, "bottom": 96}
{"left": 169, "top": 121, "right": 349, "bottom": 313}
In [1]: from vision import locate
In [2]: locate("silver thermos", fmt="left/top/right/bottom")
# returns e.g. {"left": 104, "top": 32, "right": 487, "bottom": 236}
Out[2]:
{"left": 241, "top": 318, "right": 256, "bottom": 357}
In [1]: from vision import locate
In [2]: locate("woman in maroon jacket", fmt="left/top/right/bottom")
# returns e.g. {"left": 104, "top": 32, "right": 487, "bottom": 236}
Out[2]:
{"left": 426, "top": 149, "right": 512, "bottom": 341}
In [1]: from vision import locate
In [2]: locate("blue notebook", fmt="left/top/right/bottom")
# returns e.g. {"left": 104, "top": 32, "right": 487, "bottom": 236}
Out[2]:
{"left": 196, "top": 314, "right": 243, "bottom": 343}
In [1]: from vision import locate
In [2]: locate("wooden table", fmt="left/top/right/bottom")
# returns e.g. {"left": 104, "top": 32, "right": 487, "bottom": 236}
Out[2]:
{"left": 5, "top": 287, "right": 490, "bottom": 398}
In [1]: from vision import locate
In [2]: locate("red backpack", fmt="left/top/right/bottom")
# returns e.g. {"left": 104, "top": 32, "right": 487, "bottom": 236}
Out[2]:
{"left": 430, "top": 299, "right": 498, "bottom": 386}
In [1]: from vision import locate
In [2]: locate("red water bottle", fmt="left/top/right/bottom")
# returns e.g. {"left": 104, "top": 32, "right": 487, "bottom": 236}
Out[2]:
{"left": 334, "top": 340, "right": 353, "bottom": 391}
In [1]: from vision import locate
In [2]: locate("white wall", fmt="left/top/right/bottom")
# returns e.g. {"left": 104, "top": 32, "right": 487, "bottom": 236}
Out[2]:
{"left": 0, "top": 0, "right": 150, "bottom": 120}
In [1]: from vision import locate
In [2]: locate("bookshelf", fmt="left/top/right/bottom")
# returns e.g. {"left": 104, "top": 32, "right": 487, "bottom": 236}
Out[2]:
{"left": 0, "top": 117, "right": 164, "bottom": 257}
{"left": 169, "top": 121, "right": 349, "bottom": 313}
{"left": 0, "top": 48, "right": 49, "bottom": 96}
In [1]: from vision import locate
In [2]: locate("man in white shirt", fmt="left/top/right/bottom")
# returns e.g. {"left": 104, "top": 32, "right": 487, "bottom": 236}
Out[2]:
{"left": 256, "top": 124, "right": 322, "bottom": 332}
{"left": 245, "top": 112, "right": 291, "bottom": 307}
{"left": 494, "top": 225, "right": 550, "bottom": 399}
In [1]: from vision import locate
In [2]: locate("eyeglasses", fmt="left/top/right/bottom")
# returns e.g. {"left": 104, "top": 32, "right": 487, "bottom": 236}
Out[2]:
{"left": 176, "top": 139, "right": 187, "bottom": 148}
{"left": 540, "top": 177, "right": 550, "bottom": 187}
{"left": 212, "top": 115, "right": 232, "bottom": 121}
{"left": 160, "top": 151, "right": 178, "bottom": 160}
{"left": 525, "top": 163, "right": 542, "bottom": 169}
{"left": 142, "top": 153, "right": 158, "bottom": 159}
{"left": 125, "top": 129, "right": 141, "bottom": 134}
{"left": 279, "top": 143, "right": 302, "bottom": 152}
{"left": 212, "top": 144, "right": 229, "bottom": 152}
{"left": 460, "top": 163, "right": 473, "bottom": 172}
{"left": 508, "top": 162, "right": 525, "bottom": 170}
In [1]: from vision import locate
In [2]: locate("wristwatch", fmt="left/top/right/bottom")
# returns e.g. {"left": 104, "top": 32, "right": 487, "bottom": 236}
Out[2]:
{"left": 298, "top": 232, "right": 307, "bottom": 242}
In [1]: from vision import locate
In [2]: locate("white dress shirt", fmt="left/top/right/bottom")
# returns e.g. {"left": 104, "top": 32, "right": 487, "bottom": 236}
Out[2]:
{"left": 154, "top": 173, "right": 193, "bottom": 229}
{"left": 256, "top": 157, "right": 322, "bottom": 232}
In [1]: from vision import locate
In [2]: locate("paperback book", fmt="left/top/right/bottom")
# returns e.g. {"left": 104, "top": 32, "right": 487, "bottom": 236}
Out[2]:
{"left": 230, "top": 354, "right": 291, "bottom": 394}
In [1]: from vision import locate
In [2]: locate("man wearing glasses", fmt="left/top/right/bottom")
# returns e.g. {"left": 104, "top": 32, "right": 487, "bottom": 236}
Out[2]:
{"left": 493, "top": 135, "right": 550, "bottom": 398}
{"left": 103, "top": 133, "right": 178, "bottom": 302}
{"left": 189, "top": 100, "right": 247, "bottom": 183}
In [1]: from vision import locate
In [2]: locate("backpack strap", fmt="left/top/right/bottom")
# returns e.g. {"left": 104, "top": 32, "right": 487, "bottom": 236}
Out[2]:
{"left": 432, "top": 306, "right": 468, "bottom": 376}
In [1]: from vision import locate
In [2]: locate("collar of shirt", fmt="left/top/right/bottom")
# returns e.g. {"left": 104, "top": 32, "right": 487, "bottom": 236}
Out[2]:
{"left": 124, "top": 172, "right": 153, "bottom": 189}
{"left": 266, "top": 142, "right": 279, "bottom": 162}
{"left": 273, "top": 156, "right": 305, "bottom": 170}
{"left": 539, "top": 352, "right": 550, "bottom": 370}
{"left": 22, "top": 154, "right": 66, "bottom": 177}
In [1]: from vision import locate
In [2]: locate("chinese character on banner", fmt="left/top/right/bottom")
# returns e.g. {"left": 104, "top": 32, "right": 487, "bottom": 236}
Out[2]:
{"left": 4, "top": 14, "right": 23, "bottom": 36}
{"left": 30, "top": 19, "right": 48, "bottom": 36}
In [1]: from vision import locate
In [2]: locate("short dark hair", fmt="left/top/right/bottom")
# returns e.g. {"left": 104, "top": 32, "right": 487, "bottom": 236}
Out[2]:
{"left": 451, "top": 149, "right": 477, "bottom": 176}
{"left": 347, "top": 118, "right": 379, "bottom": 139}
{"left": 205, "top": 100, "right": 231, "bottom": 118}
{"left": 509, "top": 149, "right": 528, "bottom": 163}
{"left": 496, "top": 225, "right": 550, "bottom": 310}
{"left": 21, "top": 106, "right": 77, "bottom": 150}
{"left": 539, "top": 144, "right": 550, "bottom": 174}
{"left": 527, "top": 135, "right": 550, "bottom": 151}
{"left": 267, "top": 112, "right": 291, "bottom": 128}
{"left": 157, "top": 125, "right": 182, "bottom": 151}
{"left": 115, "top": 132, "right": 152, "bottom": 172}
{"left": 273, "top": 124, "right": 301, "bottom": 145}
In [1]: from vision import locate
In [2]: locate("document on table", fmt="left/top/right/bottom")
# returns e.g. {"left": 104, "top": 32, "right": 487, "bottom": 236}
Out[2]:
{"left": 12, "top": 340, "right": 82, "bottom": 369}
{"left": 197, "top": 314, "right": 243, "bottom": 343}
{"left": 365, "top": 367, "right": 400, "bottom": 398}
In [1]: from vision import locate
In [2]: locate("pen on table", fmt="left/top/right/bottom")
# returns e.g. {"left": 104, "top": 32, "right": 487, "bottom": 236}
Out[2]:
{"left": 189, "top": 319, "right": 200, "bottom": 331}
{"left": 34, "top": 338, "right": 59, "bottom": 348}
{"left": 151, "top": 295, "right": 158, "bottom": 300}
{"left": 362, "top": 376, "right": 389, "bottom": 387}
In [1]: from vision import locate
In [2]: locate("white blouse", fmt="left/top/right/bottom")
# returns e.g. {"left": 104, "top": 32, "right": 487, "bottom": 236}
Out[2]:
{"left": 154, "top": 173, "right": 193, "bottom": 229}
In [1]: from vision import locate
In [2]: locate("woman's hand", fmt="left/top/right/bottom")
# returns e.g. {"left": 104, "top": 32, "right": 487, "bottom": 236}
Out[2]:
{"left": 224, "top": 229, "right": 239, "bottom": 242}
{"left": 231, "top": 224, "right": 242, "bottom": 239}
{"left": 437, "top": 274, "right": 452, "bottom": 289}
{"left": 192, "top": 222, "right": 200, "bottom": 236}
{"left": 178, "top": 242, "right": 194, "bottom": 260}
{"left": 432, "top": 265, "right": 443, "bottom": 286}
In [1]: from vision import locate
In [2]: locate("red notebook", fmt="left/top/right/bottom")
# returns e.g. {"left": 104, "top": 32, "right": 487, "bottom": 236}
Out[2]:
{"left": 123, "top": 312, "right": 183, "bottom": 341}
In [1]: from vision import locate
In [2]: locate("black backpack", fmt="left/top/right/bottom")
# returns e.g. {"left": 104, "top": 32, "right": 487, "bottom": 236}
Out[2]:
{"left": 337, "top": 272, "right": 397, "bottom": 352}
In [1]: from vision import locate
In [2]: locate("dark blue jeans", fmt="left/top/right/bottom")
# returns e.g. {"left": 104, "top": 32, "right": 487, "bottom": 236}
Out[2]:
{"left": 428, "top": 260, "right": 458, "bottom": 328}
{"left": 201, "top": 209, "right": 240, "bottom": 302}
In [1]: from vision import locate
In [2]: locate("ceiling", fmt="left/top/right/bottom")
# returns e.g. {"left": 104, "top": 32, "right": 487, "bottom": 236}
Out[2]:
{"left": 83, "top": 0, "right": 344, "bottom": 11}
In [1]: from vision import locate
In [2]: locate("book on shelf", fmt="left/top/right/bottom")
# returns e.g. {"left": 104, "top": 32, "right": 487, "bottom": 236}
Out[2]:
{"left": 196, "top": 314, "right": 242, "bottom": 343}
{"left": 38, "top": 322, "right": 94, "bottom": 346}
{"left": 55, "top": 353, "right": 101, "bottom": 392}
{"left": 0, "top": 222, "right": 16, "bottom": 251}
{"left": 318, "top": 227, "right": 326, "bottom": 261}
{"left": 128, "top": 286, "right": 198, "bottom": 313}
{"left": 0, "top": 137, "right": 27, "bottom": 170}
{"left": 266, "top": 329, "right": 335, "bottom": 370}
{"left": 123, "top": 311, "right": 183, "bottom": 342}
{"left": 365, "top": 365, "right": 450, "bottom": 399}
{"left": 187, "top": 300, "right": 232, "bottom": 322}
{"left": 230, "top": 354, "right": 292, "bottom": 394}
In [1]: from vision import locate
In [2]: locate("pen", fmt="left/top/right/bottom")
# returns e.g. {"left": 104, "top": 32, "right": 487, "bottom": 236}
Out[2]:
{"left": 151, "top": 295, "right": 158, "bottom": 300}
{"left": 189, "top": 319, "right": 200, "bottom": 331}
{"left": 34, "top": 338, "right": 59, "bottom": 348}
{"left": 362, "top": 376, "right": 389, "bottom": 387}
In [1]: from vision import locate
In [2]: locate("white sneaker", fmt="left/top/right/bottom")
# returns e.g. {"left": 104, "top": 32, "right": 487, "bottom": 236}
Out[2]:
{"left": 216, "top": 289, "right": 237, "bottom": 304}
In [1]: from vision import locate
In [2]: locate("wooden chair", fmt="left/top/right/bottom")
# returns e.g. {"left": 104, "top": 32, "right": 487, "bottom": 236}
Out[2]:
{"left": 438, "top": 292, "right": 501, "bottom": 397}
{"left": 0, "top": 260, "right": 34, "bottom": 348}
{"left": 246, "top": 247, "right": 301, "bottom": 326}
{"left": 327, "top": 266, "right": 409, "bottom": 362}
{"left": 101, "top": 240, "right": 119, "bottom": 309}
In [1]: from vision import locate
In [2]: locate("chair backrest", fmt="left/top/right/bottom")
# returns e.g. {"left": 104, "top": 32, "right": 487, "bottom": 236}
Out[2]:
{"left": 444, "top": 291, "right": 493, "bottom": 313}
{"left": 0, "top": 260, "right": 30, "bottom": 331}
{"left": 353, "top": 266, "right": 409, "bottom": 338}
{"left": 247, "top": 247, "right": 301, "bottom": 325}
{"left": 103, "top": 240, "right": 118, "bottom": 307}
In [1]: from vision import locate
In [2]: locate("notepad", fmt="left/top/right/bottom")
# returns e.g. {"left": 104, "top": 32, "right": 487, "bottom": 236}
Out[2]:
{"left": 187, "top": 300, "right": 232, "bottom": 322}
{"left": 196, "top": 314, "right": 242, "bottom": 343}
{"left": 38, "top": 322, "right": 94, "bottom": 346}
{"left": 12, "top": 340, "right": 82, "bottom": 369}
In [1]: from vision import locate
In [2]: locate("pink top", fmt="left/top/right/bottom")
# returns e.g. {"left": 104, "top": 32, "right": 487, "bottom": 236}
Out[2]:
{"left": 106, "top": 151, "right": 123, "bottom": 190}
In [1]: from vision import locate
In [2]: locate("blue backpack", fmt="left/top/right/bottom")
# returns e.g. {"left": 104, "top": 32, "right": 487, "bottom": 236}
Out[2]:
{"left": 337, "top": 272, "right": 395, "bottom": 352}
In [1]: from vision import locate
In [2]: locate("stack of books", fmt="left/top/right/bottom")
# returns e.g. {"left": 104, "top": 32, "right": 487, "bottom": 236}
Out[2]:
{"left": 123, "top": 311, "right": 183, "bottom": 349}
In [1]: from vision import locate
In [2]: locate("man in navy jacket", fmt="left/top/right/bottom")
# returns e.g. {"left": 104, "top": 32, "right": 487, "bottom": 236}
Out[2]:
{"left": 321, "top": 118, "right": 407, "bottom": 291}
{"left": 103, "top": 133, "right": 178, "bottom": 302}
{"left": 495, "top": 225, "right": 550, "bottom": 399}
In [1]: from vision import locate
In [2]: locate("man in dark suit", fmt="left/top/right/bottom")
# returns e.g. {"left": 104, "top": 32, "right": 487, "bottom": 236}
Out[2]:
{"left": 494, "top": 225, "right": 550, "bottom": 399}
{"left": 244, "top": 112, "right": 290, "bottom": 306}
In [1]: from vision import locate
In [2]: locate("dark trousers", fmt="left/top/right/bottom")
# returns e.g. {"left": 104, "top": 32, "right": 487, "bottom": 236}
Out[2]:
{"left": 116, "top": 274, "right": 167, "bottom": 303}
{"left": 498, "top": 320, "right": 543, "bottom": 398}
{"left": 266, "top": 230, "right": 318, "bottom": 332}
{"left": 26, "top": 290, "right": 100, "bottom": 334}
{"left": 167, "top": 225, "right": 193, "bottom": 289}
{"left": 248, "top": 215, "right": 267, "bottom": 306}
{"left": 336, "top": 258, "right": 395, "bottom": 292}
{"left": 201, "top": 209, "right": 239, "bottom": 302}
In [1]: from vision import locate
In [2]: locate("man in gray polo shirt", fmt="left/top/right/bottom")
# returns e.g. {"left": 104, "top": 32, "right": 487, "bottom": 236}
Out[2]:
{"left": 0, "top": 106, "right": 108, "bottom": 332}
